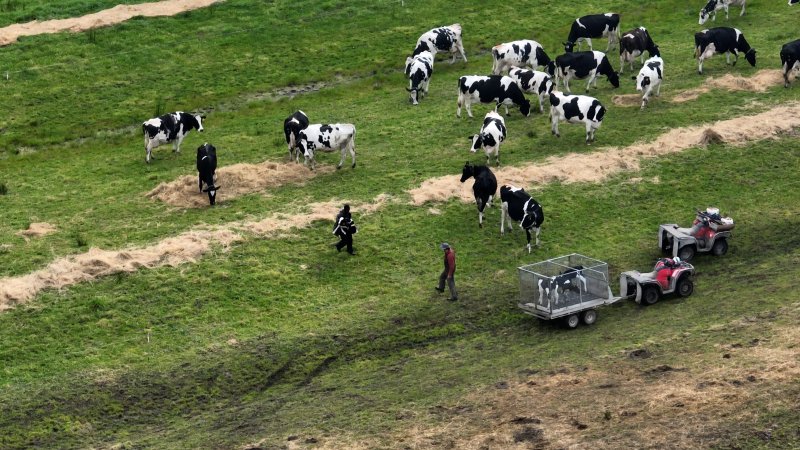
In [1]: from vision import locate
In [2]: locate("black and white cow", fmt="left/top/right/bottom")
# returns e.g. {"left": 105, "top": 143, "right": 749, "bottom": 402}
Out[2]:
{"left": 456, "top": 75, "right": 531, "bottom": 118}
{"left": 460, "top": 162, "right": 498, "bottom": 228}
{"left": 297, "top": 124, "right": 356, "bottom": 171}
{"left": 699, "top": 0, "right": 746, "bottom": 25}
{"left": 469, "top": 111, "right": 506, "bottom": 166}
{"left": 142, "top": 111, "right": 205, "bottom": 163}
{"left": 283, "top": 110, "right": 309, "bottom": 163}
{"left": 634, "top": 56, "right": 664, "bottom": 109}
{"left": 619, "top": 27, "right": 660, "bottom": 74}
{"left": 500, "top": 185, "right": 544, "bottom": 254}
{"left": 538, "top": 266, "right": 588, "bottom": 306}
{"left": 196, "top": 143, "right": 219, "bottom": 206}
{"left": 564, "top": 13, "right": 621, "bottom": 53}
{"left": 508, "top": 67, "right": 554, "bottom": 113}
{"left": 412, "top": 24, "right": 467, "bottom": 64}
{"left": 694, "top": 27, "right": 756, "bottom": 74}
{"left": 791, "top": 0, "right": 800, "bottom": 5}
{"left": 491, "top": 40, "right": 551, "bottom": 75}
{"left": 780, "top": 39, "right": 800, "bottom": 87}
{"left": 405, "top": 51, "right": 434, "bottom": 105}
{"left": 549, "top": 91, "right": 606, "bottom": 144}
{"left": 550, "top": 51, "right": 620, "bottom": 93}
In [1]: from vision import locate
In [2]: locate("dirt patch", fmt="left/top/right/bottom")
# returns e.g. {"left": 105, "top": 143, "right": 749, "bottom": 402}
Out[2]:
{"left": 146, "top": 161, "right": 332, "bottom": 208}
{"left": 408, "top": 102, "right": 800, "bottom": 205}
{"left": 628, "top": 348, "right": 652, "bottom": 359}
{"left": 672, "top": 69, "right": 784, "bottom": 103}
{"left": 16, "top": 222, "right": 57, "bottom": 240}
{"left": 611, "top": 94, "right": 643, "bottom": 107}
{"left": 0, "top": 0, "right": 224, "bottom": 47}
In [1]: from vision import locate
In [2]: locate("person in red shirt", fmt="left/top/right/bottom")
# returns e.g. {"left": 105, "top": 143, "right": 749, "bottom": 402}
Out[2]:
{"left": 435, "top": 243, "right": 458, "bottom": 301}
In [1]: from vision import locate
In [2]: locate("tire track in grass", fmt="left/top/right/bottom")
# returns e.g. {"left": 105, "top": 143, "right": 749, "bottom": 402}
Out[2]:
{"left": 3, "top": 103, "right": 800, "bottom": 311}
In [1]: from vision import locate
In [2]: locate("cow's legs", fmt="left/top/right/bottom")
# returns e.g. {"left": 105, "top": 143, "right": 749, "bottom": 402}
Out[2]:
{"left": 534, "top": 226, "right": 541, "bottom": 246}
{"left": 457, "top": 41, "right": 467, "bottom": 63}
{"left": 726, "top": 52, "right": 731, "bottom": 65}
{"left": 585, "top": 122, "right": 594, "bottom": 144}
{"left": 175, "top": 135, "right": 185, "bottom": 153}
{"left": 466, "top": 99, "right": 474, "bottom": 118}
{"left": 586, "top": 74, "right": 596, "bottom": 92}
{"left": 698, "top": 56, "right": 705, "bottom": 74}
{"left": 563, "top": 75, "right": 572, "bottom": 94}
{"left": 525, "top": 229, "right": 532, "bottom": 254}
{"left": 724, "top": 4, "right": 730, "bottom": 19}
{"left": 538, "top": 93, "right": 545, "bottom": 113}
{"left": 586, "top": 38, "right": 593, "bottom": 51}
{"left": 619, "top": 55, "right": 625, "bottom": 74}
{"left": 551, "top": 113, "right": 560, "bottom": 137}
{"left": 199, "top": 174, "right": 203, "bottom": 192}
{"left": 349, "top": 138, "right": 356, "bottom": 168}
{"left": 740, "top": 1, "right": 745, "bottom": 16}
{"left": 457, "top": 93, "right": 463, "bottom": 118}
{"left": 732, "top": 51, "right": 739, "bottom": 66}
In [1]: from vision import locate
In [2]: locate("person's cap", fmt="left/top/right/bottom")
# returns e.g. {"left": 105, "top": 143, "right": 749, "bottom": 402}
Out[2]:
{"left": 440, "top": 242, "right": 450, "bottom": 250}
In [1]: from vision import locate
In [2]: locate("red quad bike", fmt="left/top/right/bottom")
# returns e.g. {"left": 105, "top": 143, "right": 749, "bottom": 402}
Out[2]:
{"left": 659, "top": 207, "right": 735, "bottom": 262}
{"left": 620, "top": 257, "right": 696, "bottom": 306}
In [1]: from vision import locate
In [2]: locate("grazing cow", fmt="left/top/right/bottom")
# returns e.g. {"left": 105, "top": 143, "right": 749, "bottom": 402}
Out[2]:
{"left": 460, "top": 162, "right": 498, "bottom": 228}
{"left": 491, "top": 40, "right": 551, "bottom": 75}
{"left": 792, "top": 0, "right": 800, "bottom": 5}
{"left": 699, "top": 0, "right": 746, "bottom": 25}
{"left": 141, "top": 111, "right": 205, "bottom": 163}
{"left": 283, "top": 110, "right": 309, "bottom": 163}
{"left": 412, "top": 24, "right": 467, "bottom": 63}
{"left": 549, "top": 91, "right": 606, "bottom": 144}
{"left": 694, "top": 27, "right": 756, "bottom": 74}
{"left": 634, "top": 56, "right": 664, "bottom": 109}
{"left": 468, "top": 111, "right": 507, "bottom": 166}
{"left": 297, "top": 124, "right": 356, "bottom": 171}
{"left": 780, "top": 39, "right": 800, "bottom": 87}
{"left": 538, "top": 266, "right": 588, "bottom": 306}
{"left": 619, "top": 27, "right": 660, "bottom": 74}
{"left": 551, "top": 51, "right": 620, "bottom": 93}
{"left": 508, "top": 67, "right": 554, "bottom": 113}
{"left": 405, "top": 51, "right": 434, "bottom": 105}
{"left": 499, "top": 185, "right": 544, "bottom": 254}
{"left": 456, "top": 75, "right": 531, "bottom": 118}
{"left": 564, "top": 13, "right": 621, "bottom": 53}
{"left": 196, "top": 143, "right": 219, "bottom": 206}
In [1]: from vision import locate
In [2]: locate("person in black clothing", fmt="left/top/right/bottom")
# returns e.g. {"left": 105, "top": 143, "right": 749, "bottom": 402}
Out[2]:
{"left": 333, "top": 204, "right": 357, "bottom": 255}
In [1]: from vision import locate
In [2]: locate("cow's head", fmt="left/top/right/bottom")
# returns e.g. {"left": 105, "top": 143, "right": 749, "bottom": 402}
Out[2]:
{"left": 519, "top": 99, "right": 531, "bottom": 117}
{"left": 460, "top": 161, "right": 474, "bottom": 182}
{"left": 745, "top": 48, "right": 757, "bottom": 67}
{"left": 563, "top": 41, "right": 575, "bottom": 53}
{"left": 468, "top": 134, "right": 483, "bottom": 153}
{"left": 650, "top": 45, "right": 661, "bottom": 58}
{"left": 635, "top": 74, "right": 650, "bottom": 92}
{"left": 194, "top": 114, "right": 206, "bottom": 132}
{"left": 298, "top": 139, "right": 316, "bottom": 170}
{"left": 698, "top": 1, "right": 716, "bottom": 24}
{"left": 203, "top": 184, "right": 220, "bottom": 206}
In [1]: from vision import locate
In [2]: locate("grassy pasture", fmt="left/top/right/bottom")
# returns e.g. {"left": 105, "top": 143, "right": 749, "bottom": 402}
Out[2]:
{"left": 1, "top": 0, "right": 800, "bottom": 448}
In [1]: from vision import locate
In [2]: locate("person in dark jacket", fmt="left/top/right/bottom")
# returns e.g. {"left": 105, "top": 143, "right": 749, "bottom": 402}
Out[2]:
{"left": 435, "top": 242, "right": 458, "bottom": 300}
{"left": 333, "top": 204, "right": 357, "bottom": 255}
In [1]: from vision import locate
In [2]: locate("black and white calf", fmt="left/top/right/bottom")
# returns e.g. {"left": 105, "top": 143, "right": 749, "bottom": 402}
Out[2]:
{"left": 508, "top": 67, "right": 554, "bottom": 113}
{"left": 460, "top": 162, "right": 498, "bottom": 228}
{"left": 551, "top": 51, "right": 620, "bottom": 93}
{"left": 780, "top": 39, "right": 800, "bottom": 87}
{"left": 619, "top": 27, "right": 660, "bottom": 74}
{"left": 297, "top": 124, "right": 357, "bottom": 171}
{"left": 196, "top": 143, "right": 219, "bottom": 206}
{"left": 412, "top": 24, "right": 467, "bottom": 63}
{"left": 405, "top": 51, "right": 434, "bottom": 105}
{"left": 538, "top": 266, "right": 588, "bottom": 306}
{"left": 634, "top": 56, "right": 664, "bottom": 109}
{"left": 457, "top": 75, "right": 531, "bottom": 118}
{"left": 142, "top": 111, "right": 205, "bottom": 163}
{"left": 564, "top": 13, "right": 621, "bottom": 53}
{"left": 694, "top": 27, "right": 756, "bottom": 74}
{"left": 549, "top": 91, "right": 606, "bottom": 144}
{"left": 500, "top": 185, "right": 544, "bottom": 254}
{"left": 283, "top": 110, "right": 309, "bottom": 163}
{"left": 469, "top": 111, "right": 506, "bottom": 166}
{"left": 699, "top": 0, "right": 746, "bottom": 25}
{"left": 491, "top": 40, "right": 551, "bottom": 75}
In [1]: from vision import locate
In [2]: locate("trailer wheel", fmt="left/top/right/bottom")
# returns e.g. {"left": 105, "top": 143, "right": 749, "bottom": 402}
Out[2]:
{"left": 642, "top": 285, "right": 660, "bottom": 306}
{"left": 582, "top": 309, "right": 597, "bottom": 325}
{"left": 678, "top": 244, "right": 696, "bottom": 262}
{"left": 677, "top": 276, "right": 694, "bottom": 297}
{"left": 711, "top": 238, "right": 728, "bottom": 256}
{"left": 565, "top": 314, "right": 580, "bottom": 329}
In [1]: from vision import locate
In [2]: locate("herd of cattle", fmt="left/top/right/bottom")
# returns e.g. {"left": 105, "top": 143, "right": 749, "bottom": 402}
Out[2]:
{"left": 137, "top": 1, "right": 800, "bottom": 253}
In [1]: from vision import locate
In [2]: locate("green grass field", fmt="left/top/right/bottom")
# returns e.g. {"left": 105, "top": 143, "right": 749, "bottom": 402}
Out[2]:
{"left": 1, "top": 0, "right": 800, "bottom": 448}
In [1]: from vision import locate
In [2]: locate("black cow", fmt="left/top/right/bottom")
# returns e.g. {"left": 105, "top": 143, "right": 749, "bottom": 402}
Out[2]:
{"left": 196, "top": 143, "right": 219, "bottom": 206}
{"left": 142, "top": 111, "right": 205, "bottom": 163}
{"left": 551, "top": 51, "right": 620, "bottom": 93}
{"left": 780, "top": 39, "right": 800, "bottom": 87}
{"left": 283, "top": 110, "right": 309, "bottom": 163}
{"left": 619, "top": 27, "right": 660, "bottom": 74}
{"left": 694, "top": 27, "right": 756, "bottom": 74}
{"left": 457, "top": 75, "right": 531, "bottom": 118}
{"left": 500, "top": 185, "right": 544, "bottom": 254}
{"left": 460, "top": 162, "right": 498, "bottom": 228}
{"left": 564, "top": 13, "right": 621, "bottom": 53}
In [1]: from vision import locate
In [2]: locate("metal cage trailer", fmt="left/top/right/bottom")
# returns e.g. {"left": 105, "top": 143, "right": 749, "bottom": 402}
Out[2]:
{"left": 518, "top": 254, "right": 622, "bottom": 328}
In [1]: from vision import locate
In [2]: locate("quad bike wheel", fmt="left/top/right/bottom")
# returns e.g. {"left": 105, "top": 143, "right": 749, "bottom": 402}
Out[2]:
{"left": 642, "top": 285, "right": 660, "bottom": 306}
{"left": 711, "top": 238, "right": 728, "bottom": 256}
{"left": 677, "top": 276, "right": 694, "bottom": 297}
{"left": 678, "top": 244, "right": 696, "bottom": 262}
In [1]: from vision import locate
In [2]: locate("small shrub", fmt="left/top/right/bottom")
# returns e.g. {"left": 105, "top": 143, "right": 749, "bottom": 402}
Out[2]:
{"left": 74, "top": 233, "right": 88, "bottom": 248}
{"left": 0, "top": 183, "right": 7, "bottom": 195}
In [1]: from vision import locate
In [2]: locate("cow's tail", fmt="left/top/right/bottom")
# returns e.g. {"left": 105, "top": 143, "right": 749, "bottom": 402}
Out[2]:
{"left": 288, "top": 129, "right": 297, "bottom": 150}
{"left": 491, "top": 46, "right": 501, "bottom": 73}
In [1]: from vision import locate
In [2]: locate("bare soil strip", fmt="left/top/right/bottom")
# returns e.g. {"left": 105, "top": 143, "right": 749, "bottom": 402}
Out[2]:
{"left": 147, "top": 161, "right": 332, "bottom": 208}
{"left": 0, "top": 0, "right": 224, "bottom": 46}
{"left": 408, "top": 102, "right": 800, "bottom": 205}
{"left": 305, "top": 306, "right": 800, "bottom": 450}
